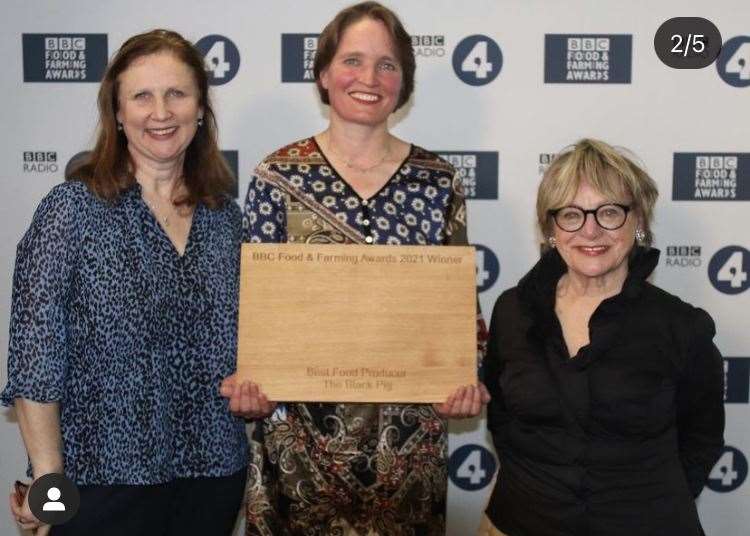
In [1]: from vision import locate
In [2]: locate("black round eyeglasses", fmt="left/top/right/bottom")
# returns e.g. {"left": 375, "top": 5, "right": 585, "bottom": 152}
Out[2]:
{"left": 548, "top": 203, "right": 631, "bottom": 232}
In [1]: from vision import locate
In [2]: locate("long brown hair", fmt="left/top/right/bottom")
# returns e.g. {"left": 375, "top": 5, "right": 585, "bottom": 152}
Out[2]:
{"left": 70, "top": 29, "right": 234, "bottom": 208}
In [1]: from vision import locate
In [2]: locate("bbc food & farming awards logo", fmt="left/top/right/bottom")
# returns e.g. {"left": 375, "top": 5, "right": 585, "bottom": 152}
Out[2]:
{"left": 23, "top": 34, "right": 107, "bottom": 82}
{"left": 724, "top": 358, "right": 750, "bottom": 404}
{"left": 673, "top": 153, "right": 749, "bottom": 201}
{"left": 545, "top": 34, "right": 632, "bottom": 83}
{"left": 437, "top": 151, "right": 499, "bottom": 200}
{"left": 281, "top": 34, "right": 318, "bottom": 82}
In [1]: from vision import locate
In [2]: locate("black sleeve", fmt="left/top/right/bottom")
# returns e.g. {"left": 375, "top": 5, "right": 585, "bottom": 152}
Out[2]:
{"left": 485, "top": 292, "right": 511, "bottom": 446}
{"left": 676, "top": 307, "right": 725, "bottom": 498}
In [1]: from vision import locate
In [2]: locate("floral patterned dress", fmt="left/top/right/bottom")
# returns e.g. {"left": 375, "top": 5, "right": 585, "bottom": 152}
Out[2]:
{"left": 241, "top": 137, "right": 486, "bottom": 536}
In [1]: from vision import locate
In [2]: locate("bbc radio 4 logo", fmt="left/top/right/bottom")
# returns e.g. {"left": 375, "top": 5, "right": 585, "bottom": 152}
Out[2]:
{"left": 23, "top": 34, "right": 108, "bottom": 82}
{"left": 673, "top": 153, "right": 749, "bottom": 201}
{"left": 474, "top": 244, "right": 499, "bottom": 292}
{"left": 452, "top": 35, "right": 502, "bottom": 86}
{"left": 437, "top": 152, "right": 499, "bottom": 200}
{"left": 448, "top": 444, "right": 496, "bottom": 491}
{"left": 544, "top": 34, "right": 632, "bottom": 83}
{"left": 716, "top": 36, "right": 750, "bottom": 88}
{"left": 707, "top": 446, "right": 748, "bottom": 493}
{"left": 195, "top": 35, "right": 240, "bottom": 85}
{"left": 708, "top": 246, "right": 749, "bottom": 294}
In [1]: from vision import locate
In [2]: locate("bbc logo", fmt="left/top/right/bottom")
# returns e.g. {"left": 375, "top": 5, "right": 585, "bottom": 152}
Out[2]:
{"left": 696, "top": 156, "right": 738, "bottom": 170}
{"left": 24, "top": 152, "right": 57, "bottom": 162}
{"left": 45, "top": 37, "right": 85, "bottom": 50}
{"left": 567, "top": 37, "right": 610, "bottom": 51}
{"left": 666, "top": 246, "right": 701, "bottom": 256}
{"left": 411, "top": 35, "right": 445, "bottom": 47}
{"left": 444, "top": 155, "right": 477, "bottom": 168}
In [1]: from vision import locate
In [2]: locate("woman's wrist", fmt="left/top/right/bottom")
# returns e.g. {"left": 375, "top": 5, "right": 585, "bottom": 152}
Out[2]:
{"left": 32, "top": 459, "right": 64, "bottom": 479}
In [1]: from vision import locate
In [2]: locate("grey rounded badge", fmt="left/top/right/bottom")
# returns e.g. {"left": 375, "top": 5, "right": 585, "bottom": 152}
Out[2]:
{"left": 654, "top": 17, "right": 722, "bottom": 69}
{"left": 28, "top": 473, "right": 80, "bottom": 525}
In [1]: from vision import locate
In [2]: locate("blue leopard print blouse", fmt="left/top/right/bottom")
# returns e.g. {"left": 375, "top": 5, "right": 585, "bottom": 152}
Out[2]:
{"left": 1, "top": 180, "right": 247, "bottom": 485}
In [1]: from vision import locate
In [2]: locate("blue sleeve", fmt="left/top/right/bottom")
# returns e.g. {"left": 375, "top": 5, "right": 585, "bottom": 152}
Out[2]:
{"left": 240, "top": 171, "right": 286, "bottom": 244}
{"left": 1, "top": 183, "right": 83, "bottom": 405}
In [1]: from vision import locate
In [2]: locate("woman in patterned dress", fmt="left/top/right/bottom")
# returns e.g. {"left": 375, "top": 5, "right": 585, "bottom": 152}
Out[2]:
{"left": 5, "top": 30, "right": 247, "bottom": 535}
{"left": 220, "top": 2, "right": 488, "bottom": 535}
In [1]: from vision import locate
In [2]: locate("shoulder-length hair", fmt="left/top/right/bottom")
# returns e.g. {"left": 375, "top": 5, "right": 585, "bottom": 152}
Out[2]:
{"left": 313, "top": 1, "right": 415, "bottom": 111}
{"left": 537, "top": 138, "right": 659, "bottom": 246}
{"left": 70, "top": 29, "right": 234, "bottom": 208}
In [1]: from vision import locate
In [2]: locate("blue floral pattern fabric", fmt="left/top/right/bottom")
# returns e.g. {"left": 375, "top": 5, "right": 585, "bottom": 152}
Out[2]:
{"left": 1, "top": 180, "right": 248, "bottom": 485}
{"left": 243, "top": 139, "right": 465, "bottom": 247}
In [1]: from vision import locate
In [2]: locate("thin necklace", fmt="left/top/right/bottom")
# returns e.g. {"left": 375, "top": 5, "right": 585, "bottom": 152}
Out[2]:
{"left": 143, "top": 195, "right": 175, "bottom": 227}
{"left": 325, "top": 136, "right": 391, "bottom": 173}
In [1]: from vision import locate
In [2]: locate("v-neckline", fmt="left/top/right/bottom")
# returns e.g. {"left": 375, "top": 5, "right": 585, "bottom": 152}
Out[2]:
{"left": 143, "top": 198, "right": 199, "bottom": 259}
{"left": 164, "top": 210, "right": 196, "bottom": 258}
{"left": 312, "top": 135, "right": 413, "bottom": 203}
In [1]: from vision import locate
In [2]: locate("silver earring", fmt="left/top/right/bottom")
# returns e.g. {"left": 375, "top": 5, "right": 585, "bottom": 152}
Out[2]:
{"left": 197, "top": 117, "right": 204, "bottom": 127}
{"left": 635, "top": 228, "right": 646, "bottom": 244}
{"left": 117, "top": 122, "right": 123, "bottom": 131}
{"left": 547, "top": 236, "right": 557, "bottom": 248}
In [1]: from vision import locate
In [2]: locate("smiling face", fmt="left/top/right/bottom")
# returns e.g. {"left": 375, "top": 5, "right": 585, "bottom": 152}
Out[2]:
{"left": 319, "top": 17, "right": 402, "bottom": 128}
{"left": 115, "top": 51, "right": 203, "bottom": 174}
{"left": 553, "top": 180, "right": 640, "bottom": 284}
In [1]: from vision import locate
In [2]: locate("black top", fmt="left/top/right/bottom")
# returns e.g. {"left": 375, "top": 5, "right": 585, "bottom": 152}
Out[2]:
{"left": 484, "top": 247, "right": 724, "bottom": 536}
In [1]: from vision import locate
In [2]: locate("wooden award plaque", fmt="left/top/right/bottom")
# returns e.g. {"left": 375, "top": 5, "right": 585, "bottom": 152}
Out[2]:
{"left": 236, "top": 243, "right": 477, "bottom": 403}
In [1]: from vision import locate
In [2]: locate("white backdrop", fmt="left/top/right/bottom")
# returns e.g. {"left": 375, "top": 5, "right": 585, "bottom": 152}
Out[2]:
{"left": 1, "top": 1, "right": 748, "bottom": 534}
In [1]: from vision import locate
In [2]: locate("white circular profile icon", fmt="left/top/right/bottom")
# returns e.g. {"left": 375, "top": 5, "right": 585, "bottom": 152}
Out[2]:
{"left": 42, "top": 486, "right": 66, "bottom": 512}
{"left": 28, "top": 473, "right": 79, "bottom": 524}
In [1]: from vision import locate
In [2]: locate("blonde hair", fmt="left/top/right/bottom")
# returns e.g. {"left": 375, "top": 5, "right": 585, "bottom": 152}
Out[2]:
{"left": 537, "top": 138, "right": 659, "bottom": 246}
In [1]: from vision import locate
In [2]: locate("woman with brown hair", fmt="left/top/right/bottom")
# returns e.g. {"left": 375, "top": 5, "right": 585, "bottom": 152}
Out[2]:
{"left": 220, "top": 2, "right": 488, "bottom": 535}
{"left": 4, "top": 29, "right": 247, "bottom": 535}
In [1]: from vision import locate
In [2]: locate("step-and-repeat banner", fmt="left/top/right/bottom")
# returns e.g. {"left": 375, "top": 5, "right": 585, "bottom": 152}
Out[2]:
{"left": 1, "top": 1, "right": 747, "bottom": 534}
